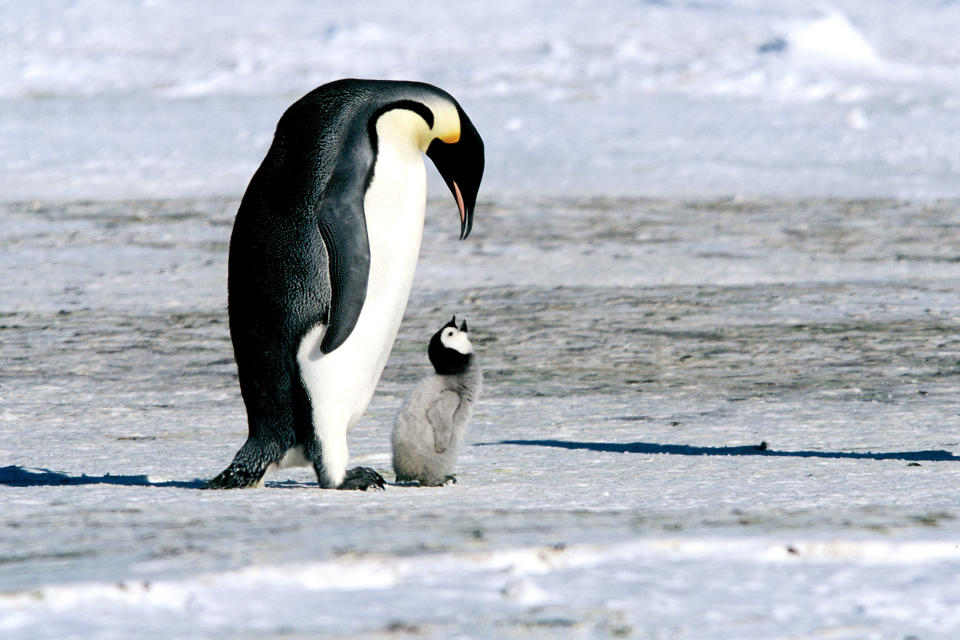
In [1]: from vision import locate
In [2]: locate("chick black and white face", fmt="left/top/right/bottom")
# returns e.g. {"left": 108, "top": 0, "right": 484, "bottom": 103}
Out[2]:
{"left": 440, "top": 325, "right": 473, "bottom": 355}
{"left": 428, "top": 317, "right": 474, "bottom": 375}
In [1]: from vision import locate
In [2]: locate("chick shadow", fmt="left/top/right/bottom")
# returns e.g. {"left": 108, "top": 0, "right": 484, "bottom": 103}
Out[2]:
{"left": 487, "top": 440, "right": 960, "bottom": 462}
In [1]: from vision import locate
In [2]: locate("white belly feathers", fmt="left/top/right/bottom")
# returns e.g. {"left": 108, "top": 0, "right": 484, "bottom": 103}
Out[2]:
{"left": 295, "top": 123, "right": 428, "bottom": 486}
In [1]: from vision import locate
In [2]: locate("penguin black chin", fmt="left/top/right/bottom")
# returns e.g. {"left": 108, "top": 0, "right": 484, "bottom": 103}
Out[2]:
{"left": 431, "top": 350, "right": 473, "bottom": 376}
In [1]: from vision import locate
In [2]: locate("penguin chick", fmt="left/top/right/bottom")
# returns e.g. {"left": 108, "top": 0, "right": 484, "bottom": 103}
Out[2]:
{"left": 392, "top": 317, "right": 482, "bottom": 486}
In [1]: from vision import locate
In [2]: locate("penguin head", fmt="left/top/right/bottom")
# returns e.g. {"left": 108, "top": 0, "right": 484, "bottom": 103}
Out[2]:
{"left": 304, "top": 79, "right": 483, "bottom": 241}
{"left": 424, "top": 103, "right": 484, "bottom": 241}
{"left": 428, "top": 315, "right": 474, "bottom": 375}
{"left": 280, "top": 78, "right": 483, "bottom": 244}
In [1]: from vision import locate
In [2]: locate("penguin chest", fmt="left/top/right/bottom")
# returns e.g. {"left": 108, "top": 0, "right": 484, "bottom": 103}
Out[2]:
{"left": 363, "top": 142, "right": 428, "bottom": 322}
{"left": 297, "top": 142, "right": 427, "bottom": 430}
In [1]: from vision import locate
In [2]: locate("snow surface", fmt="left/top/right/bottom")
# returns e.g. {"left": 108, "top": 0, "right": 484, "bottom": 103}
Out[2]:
{"left": 1, "top": 0, "right": 959, "bottom": 201}
{"left": 3, "top": 195, "right": 960, "bottom": 638}
{"left": 2, "top": 1, "right": 960, "bottom": 639}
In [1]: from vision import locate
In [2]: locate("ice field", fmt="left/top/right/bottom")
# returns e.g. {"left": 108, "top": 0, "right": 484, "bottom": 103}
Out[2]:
{"left": 2, "top": 1, "right": 960, "bottom": 638}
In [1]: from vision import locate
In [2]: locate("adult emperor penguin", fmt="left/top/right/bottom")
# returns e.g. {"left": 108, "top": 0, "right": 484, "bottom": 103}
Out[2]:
{"left": 206, "top": 79, "right": 484, "bottom": 490}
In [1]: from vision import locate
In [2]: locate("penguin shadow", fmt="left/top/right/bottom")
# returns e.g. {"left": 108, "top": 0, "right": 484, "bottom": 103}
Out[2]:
{"left": 485, "top": 440, "right": 960, "bottom": 463}
{"left": 0, "top": 465, "right": 208, "bottom": 489}
{"left": 0, "top": 465, "right": 393, "bottom": 490}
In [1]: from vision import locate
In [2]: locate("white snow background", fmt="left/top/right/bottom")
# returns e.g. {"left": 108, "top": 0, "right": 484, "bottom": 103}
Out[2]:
{"left": 2, "top": 0, "right": 960, "bottom": 201}
{"left": 2, "top": 1, "right": 960, "bottom": 638}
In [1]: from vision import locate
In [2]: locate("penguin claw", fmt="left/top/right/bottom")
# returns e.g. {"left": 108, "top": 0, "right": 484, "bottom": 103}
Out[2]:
{"left": 443, "top": 474, "right": 457, "bottom": 485}
{"left": 337, "top": 466, "right": 386, "bottom": 491}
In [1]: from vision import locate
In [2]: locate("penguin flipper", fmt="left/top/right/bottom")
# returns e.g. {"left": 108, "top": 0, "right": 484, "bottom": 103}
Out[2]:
{"left": 315, "top": 163, "right": 371, "bottom": 354}
{"left": 426, "top": 391, "right": 461, "bottom": 454}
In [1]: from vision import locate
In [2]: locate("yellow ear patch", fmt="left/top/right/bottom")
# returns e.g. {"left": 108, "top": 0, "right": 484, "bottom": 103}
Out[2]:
{"left": 438, "top": 129, "right": 461, "bottom": 144}
{"left": 375, "top": 99, "right": 461, "bottom": 151}
{"left": 430, "top": 101, "right": 462, "bottom": 145}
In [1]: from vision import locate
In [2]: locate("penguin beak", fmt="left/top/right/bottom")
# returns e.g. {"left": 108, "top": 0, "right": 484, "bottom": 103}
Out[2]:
{"left": 453, "top": 181, "right": 468, "bottom": 239}
{"left": 426, "top": 105, "right": 484, "bottom": 241}
{"left": 460, "top": 319, "right": 468, "bottom": 332}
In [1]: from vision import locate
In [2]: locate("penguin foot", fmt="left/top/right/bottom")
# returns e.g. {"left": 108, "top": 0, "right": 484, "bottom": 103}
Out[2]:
{"left": 337, "top": 466, "right": 386, "bottom": 491}
{"left": 204, "top": 464, "right": 266, "bottom": 489}
{"left": 413, "top": 474, "right": 457, "bottom": 487}
{"left": 205, "top": 438, "right": 285, "bottom": 489}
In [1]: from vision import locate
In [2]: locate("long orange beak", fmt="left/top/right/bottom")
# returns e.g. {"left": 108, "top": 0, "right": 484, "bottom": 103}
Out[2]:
{"left": 454, "top": 181, "right": 468, "bottom": 239}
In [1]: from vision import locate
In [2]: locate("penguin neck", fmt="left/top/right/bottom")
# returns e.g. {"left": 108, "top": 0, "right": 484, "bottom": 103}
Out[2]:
{"left": 431, "top": 351, "right": 475, "bottom": 377}
{"left": 374, "top": 108, "right": 434, "bottom": 152}
{"left": 365, "top": 118, "right": 429, "bottom": 286}
{"left": 441, "top": 355, "right": 481, "bottom": 396}
{"left": 372, "top": 99, "right": 461, "bottom": 151}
